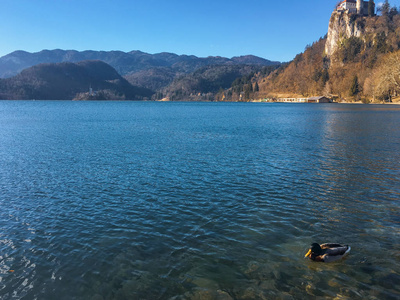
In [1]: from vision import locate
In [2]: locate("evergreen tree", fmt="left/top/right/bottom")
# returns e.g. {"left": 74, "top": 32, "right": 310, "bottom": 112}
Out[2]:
{"left": 254, "top": 82, "right": 259, "bottom": 92}
{"left": 368, "top": 0, "right": 375, "bottom": 16}
{"left": 244, "top": 84, "right": 252, "bottom": 99}
{"left": 350, "top": 75, "right": 360, "bottom": 96}
{"left": 389, "top": 6, "right": 399, "bottom": 19}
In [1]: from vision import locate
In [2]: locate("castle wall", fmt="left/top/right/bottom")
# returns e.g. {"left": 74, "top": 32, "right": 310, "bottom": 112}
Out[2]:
{"left": 337, "top": 0, "right": 372, "bottom": 16}
{"left": 338, "top": 1, "right": 356, "bottom": 13}
{"left": 362, "top": 1, "right": 369, "bottom": 15}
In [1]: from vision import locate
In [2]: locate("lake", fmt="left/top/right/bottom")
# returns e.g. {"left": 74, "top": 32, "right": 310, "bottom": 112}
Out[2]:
{"left": 0, "top": 101, "right": 399, "bottom": 299}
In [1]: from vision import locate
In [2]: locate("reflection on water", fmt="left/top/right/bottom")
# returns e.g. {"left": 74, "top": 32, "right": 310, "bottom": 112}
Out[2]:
{"left": 0, "top": 102, "right": 399, "bottom": 299}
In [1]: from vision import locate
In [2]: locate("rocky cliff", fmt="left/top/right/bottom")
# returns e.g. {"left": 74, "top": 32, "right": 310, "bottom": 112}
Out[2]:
{"left": 244, "top": 4, "right": 400, "bottom": 102}
{"left": 325, "top": 11, "right": 365, "bottom": 57}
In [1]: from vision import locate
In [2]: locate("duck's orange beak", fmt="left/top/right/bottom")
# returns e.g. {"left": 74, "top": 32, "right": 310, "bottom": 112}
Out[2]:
{"left": 305, "top": 249, "right": 311, "bottom": 258}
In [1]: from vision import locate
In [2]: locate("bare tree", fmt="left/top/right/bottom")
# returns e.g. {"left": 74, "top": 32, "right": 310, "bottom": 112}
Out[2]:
{"left": 374, "top": 51, "right": 400, "bottom": 100}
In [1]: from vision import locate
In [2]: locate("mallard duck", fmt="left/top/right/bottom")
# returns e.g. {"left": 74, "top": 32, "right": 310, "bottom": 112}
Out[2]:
{"left": 305, "top": 243, "right": 350, "bottom": 262}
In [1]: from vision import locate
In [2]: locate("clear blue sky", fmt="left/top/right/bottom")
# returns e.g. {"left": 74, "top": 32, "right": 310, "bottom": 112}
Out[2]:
{"left": 1, "top": 0, "right": 400, "bottom": 62}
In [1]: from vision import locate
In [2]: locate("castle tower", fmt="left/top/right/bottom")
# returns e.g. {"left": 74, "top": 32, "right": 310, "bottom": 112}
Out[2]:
{"left": 357, "top": 0, "right": 364, "bottom": 15}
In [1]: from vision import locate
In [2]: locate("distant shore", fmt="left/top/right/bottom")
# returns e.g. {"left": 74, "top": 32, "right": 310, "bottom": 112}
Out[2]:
{"left": 337, "top": 100, "right": 400, "bottom": 105}
{"left": 250, "top": 97, "right": 400, "bottom": 105}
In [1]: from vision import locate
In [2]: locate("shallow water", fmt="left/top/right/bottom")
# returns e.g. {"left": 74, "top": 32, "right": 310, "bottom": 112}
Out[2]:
{"left": 0, "top": 101, "right": 399, "bottom": 299}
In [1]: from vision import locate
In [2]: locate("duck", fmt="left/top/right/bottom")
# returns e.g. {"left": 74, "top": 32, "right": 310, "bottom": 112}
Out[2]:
{"left": 305, "top": 243, "right": 350, "bottom": 262}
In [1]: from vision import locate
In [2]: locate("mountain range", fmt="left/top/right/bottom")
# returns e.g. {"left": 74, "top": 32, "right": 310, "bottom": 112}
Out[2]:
{"left": 0, "top": 50, "right": 279, "bottom": 79}
{"left": 3, "top": 4, "right": 400, "bottom": 102}
{"left": 0, "top": 50, "right": 280, "bottom": 100}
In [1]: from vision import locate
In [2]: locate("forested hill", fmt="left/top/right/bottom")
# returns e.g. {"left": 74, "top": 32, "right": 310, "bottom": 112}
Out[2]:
{"left": 0, "top": 60, "right": 153, "bottom": 100}
{"left": 222, "top": 2, "right": 400, "bottom": 103}
{"left": 0, "top": 50, "right": 280, "bottom": 100}
{"left": 161, "top": 64, "right": 279, "bottom": 101}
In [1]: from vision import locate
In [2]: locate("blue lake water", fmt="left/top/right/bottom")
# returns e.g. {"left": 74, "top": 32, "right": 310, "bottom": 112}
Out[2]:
{"left": 0, "top": 101, "right": 399, "bottom": 299}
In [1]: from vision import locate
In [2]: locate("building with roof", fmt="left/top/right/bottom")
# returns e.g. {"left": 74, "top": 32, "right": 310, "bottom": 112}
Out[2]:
{"left": 336, "top": 0, "right": 373, "bottom": 16}
{"left": 307, "top": 96, "right": 332, "bottom": 103}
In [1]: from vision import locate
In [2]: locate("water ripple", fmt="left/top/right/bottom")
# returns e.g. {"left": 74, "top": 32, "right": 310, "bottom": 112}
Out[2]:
{"left": 0, "top": 102, "right": 400, "bottom": 299}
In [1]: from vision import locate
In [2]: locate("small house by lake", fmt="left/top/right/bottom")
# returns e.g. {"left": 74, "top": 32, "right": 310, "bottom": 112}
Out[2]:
{"left": 308, "top": 96, "right": 332, "bottom": 103}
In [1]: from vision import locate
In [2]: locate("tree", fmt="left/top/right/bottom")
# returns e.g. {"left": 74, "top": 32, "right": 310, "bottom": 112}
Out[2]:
{"left": 350, "top": 75, "right": 360, "bottom": 96}
{"left": 378, "top": 0, "right": 390, "bottom": 16}
{"left": 323, "top": 81, "right": 332, "bottom": 97}
{"left": 389, "top": 6, "right": 399, "bottom": 19}
{"left": 244, "top": 84, "right": 252, "bottom": 99}
{"left": 368, "top": 0, "right": 375, "bottom": 16}
{"left": 374, "top": 51, "right": 400, "bottom": 100}
{"left": 254, "top": 82, "right": 259, "bottom": 92}
{"left": 339, "top": 37, "right": 364, "bottom": 62}
{"left": 375, "top": 32, "right": 388, "bottom": 54}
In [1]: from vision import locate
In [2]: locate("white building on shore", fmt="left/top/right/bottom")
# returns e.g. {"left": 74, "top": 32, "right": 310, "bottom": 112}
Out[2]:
{"left": 275, "top": 96, "right": 332, "bottom": 103}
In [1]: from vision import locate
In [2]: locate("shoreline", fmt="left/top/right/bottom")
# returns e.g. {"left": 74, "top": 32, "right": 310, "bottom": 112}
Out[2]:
{"left": 250, "top": 99, "right": 400, "bottom": 105}
{"left": 334, "top": 101, "right": 400, "bottom": 105}
{"left": 2, "top": 98, "right": 400, "bottom": 105}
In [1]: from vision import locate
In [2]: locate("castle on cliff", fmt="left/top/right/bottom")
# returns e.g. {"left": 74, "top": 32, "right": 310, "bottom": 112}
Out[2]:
{"left": 336, "top": 0, "right": 374, "bottom": 16}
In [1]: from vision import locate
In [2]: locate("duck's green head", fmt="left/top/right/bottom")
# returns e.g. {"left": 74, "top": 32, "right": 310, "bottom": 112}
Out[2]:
{"left": 311, "top": 243, "right": 322, "bottom": 255}
{"left": 305, "top": 243, "right": 322, "bottom": 258}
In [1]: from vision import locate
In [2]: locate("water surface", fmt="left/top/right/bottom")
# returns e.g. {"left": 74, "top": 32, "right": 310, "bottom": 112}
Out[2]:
{"left": 0, "top": 101, "right": 399, "bottom": 299}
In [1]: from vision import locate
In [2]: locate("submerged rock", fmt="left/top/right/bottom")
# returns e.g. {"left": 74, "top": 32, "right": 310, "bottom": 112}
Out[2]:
{"left": 172, "top": 288, "right": 233, "bottom": 300}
